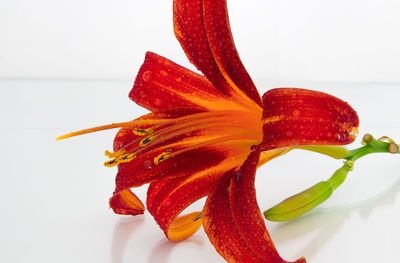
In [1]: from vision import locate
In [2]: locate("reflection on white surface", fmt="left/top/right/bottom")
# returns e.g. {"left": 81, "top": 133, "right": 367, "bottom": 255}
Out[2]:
{"left": 112, "top": 217, "right": 145, "bottom": 263}
{"left": 0, "top": 79, "right": 399, "bottom": 263}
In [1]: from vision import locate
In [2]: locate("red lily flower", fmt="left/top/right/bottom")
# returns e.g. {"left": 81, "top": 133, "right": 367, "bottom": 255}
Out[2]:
{"left": 59, "top": 0, "right": 359, "bottom": 262}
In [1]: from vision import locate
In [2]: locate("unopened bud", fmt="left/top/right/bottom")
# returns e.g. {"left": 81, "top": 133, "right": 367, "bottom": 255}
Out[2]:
{"left": 264, "top": 181, "right": 333, "bottom": 222}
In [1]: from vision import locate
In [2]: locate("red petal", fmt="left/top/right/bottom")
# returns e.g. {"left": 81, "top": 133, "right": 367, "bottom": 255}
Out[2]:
{"left": 146, "top": 165, "right": 224, "bottom": 241}
{"left": 130, "top": 52, "right": 246, "bottom": 112}
{"left": 109, "top": 189, "right": 144, "bottom": 215}
{"left": 261, "top": 88, "right": 359, "bottom": 150}
{"left": 203, "top": 150, "right": 306, "bottom": 263}
{"left": 173, "top": 0, "right": 262, "bottom": 107}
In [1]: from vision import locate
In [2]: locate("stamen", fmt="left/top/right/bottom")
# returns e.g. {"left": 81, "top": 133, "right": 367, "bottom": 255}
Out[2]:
{"left": 118, "top": 153, "right": 136, "bottom": 163}
{"left": 167, "top": 133, "right": 261, "bottom": 159}
{"left": 56, "top": 119, "right": 168, "bottom": 140}
{"left": 132, "top": 128, "right": 153, "bottom": 136}
{"left": 104, "top": 159, "right": 119, "bottom": 167}
{"left": 140, "top": 136, "right": 154, "bottom": 147}
{"left": 105, "top": 149, "right": 126, "bottom": 158}
{"left": 104, "top": 153, "right": 136, "bottom": 167}
{"left": 154, "top": 152, "right": 171, "bottom": 165}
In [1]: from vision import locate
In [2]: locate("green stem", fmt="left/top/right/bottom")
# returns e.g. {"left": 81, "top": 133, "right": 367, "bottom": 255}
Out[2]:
{"left": 345, "top": 137, "right": 398, "bottom": 162}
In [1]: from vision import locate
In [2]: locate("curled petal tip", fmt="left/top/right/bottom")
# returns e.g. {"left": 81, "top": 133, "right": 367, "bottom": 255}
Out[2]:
{"left": 109, "top": 189, "right": 145, "bottom": 216}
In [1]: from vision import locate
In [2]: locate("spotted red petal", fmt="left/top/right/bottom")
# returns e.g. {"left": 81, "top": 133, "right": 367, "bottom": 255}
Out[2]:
{"left": 146, "top": 144, "right": 255, "bottom": 241}
{"left": 173, "top": 0, "right": 262, "bottom": 108}
{"left": 203, "top": 150, "right": 306, "bottom": 263}
{"left": 261, "top": 88, "right": 359, "bottom": 150}
{"left": 130, "top": 52, "right": 247, "bottom": 113}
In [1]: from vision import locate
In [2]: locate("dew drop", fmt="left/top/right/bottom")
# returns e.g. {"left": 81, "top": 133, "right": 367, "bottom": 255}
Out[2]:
{"left": 142, "top": 71, "right": 152, "bottom": 82}
{"left": 211, "top": 225, "right": 217, "bottom": 231}
{"left": 154, "top": 98, "right": 162, "bottom": 106}
{"left": 139, "top": 90, "right": 147, "bottom": 98}
{"left": 160, "top": 70, "right": 168, "bottom": 77}
{"left": 175, "top": 76, "right": 182, "bottom": 82}
{"left": 165, "top": 147, "right": 174, "bottom": 153}
{"left": 143, "top": 160, "right": 153, "bottom": 170}
{"left": 286, "top": 130, "right": 293, "bottom": 137}
{"left": 292, "top": 110, "right": 300, "bottom": 117}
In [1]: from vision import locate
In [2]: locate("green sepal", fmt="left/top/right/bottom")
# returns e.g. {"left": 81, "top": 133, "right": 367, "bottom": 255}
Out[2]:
{"left": 296, "top": 145, "right": 349, "bottom": 159}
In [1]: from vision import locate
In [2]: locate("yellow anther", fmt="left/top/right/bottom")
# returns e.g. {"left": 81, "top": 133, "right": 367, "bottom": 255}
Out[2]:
{"left": 154, "top": 152, "right": 170, "bottom": 165}
{"left": 104, "top": 153, "right": 136, "bottom": 167}
{"left": 105, "top": 149, "right": 126, "bottom": 158}
{"left": 132, "top": 128, "right": 152, "bottom": 136}
{"left": 118, "top": 153, "right": 136, "bottom": 163}
{"left": 104, "top": 159, "right": 119, "bottom": 167}
{"left": 140, "top": 136, "right": 154, "bottom": 147}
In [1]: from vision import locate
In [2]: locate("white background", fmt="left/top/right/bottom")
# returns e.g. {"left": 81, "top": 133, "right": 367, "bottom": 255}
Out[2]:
{"left": 1, "top": 0, "right": 400, "bottom": 82}
{"left": 1, "top": 1, "right": 400, "bottom": 263}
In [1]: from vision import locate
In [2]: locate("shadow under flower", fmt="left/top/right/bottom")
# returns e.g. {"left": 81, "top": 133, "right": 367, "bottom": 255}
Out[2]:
{"left": 111, "top": 216, "right": 145, "bottom": 263}
{"left": 270, "top": 177, "right": 400, "bottom": 260}
{"left": 147, "top": 235, "right": 204, "bottom": 263}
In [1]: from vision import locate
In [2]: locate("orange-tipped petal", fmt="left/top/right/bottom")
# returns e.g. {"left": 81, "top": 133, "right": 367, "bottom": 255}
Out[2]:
{"left": 173, "top": 0, "right": 262, "bottom": 108}
{"left": 261, "top": 88, "right": 359, "bottom": 150}
{"left": 130, "top": 52, "right": 246, "bottom": 113}
{"left": 146, "top": 148, "right": 252, "bottom": 242}
{"left": 109, "top": 189, "right": 145, "bottom": 216}
{"left": 203, "top": 150, "right": 306, "bottom": 263}
{"left": 167, "top": 212, "right": 203, "bottom": 242}
{"left": 147, "top": 173, "right": 216, "bottom": 241}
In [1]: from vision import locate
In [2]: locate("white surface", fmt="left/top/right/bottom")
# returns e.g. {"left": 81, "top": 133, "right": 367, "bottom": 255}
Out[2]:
{"left": 1, "top": 0, "right": 400, "bottom": 82}
{"left": 0, "top": 78, "right": 399, "bottom": 263}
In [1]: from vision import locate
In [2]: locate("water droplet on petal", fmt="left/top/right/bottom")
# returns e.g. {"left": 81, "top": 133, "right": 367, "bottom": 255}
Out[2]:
{"left": 143, "top": 160, "right": 153, "bottom": 170}
{"left": 165, "top": 147, "right": 174, "bottom": 153}
{"left": 139, "top": 90, "right": 147, "bottom": 99}
{"left": 142, "top": 71, "right": 152, "bottom": 82}
{"left": 160, "top": 70, "right": 168, "bottom": 77}
{"left": 286, "top": 131, "right": 293, "bottom": 137}
{"left": 292, "top": 110, "right": 300, "bottom": 117}
{"left": 154, "top": 98, "right": 162, "bottom": 106}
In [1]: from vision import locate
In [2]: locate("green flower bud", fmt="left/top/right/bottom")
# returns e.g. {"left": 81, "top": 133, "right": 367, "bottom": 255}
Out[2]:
{"left": 264, "top": 181, "right": 333, "bottom": 222}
